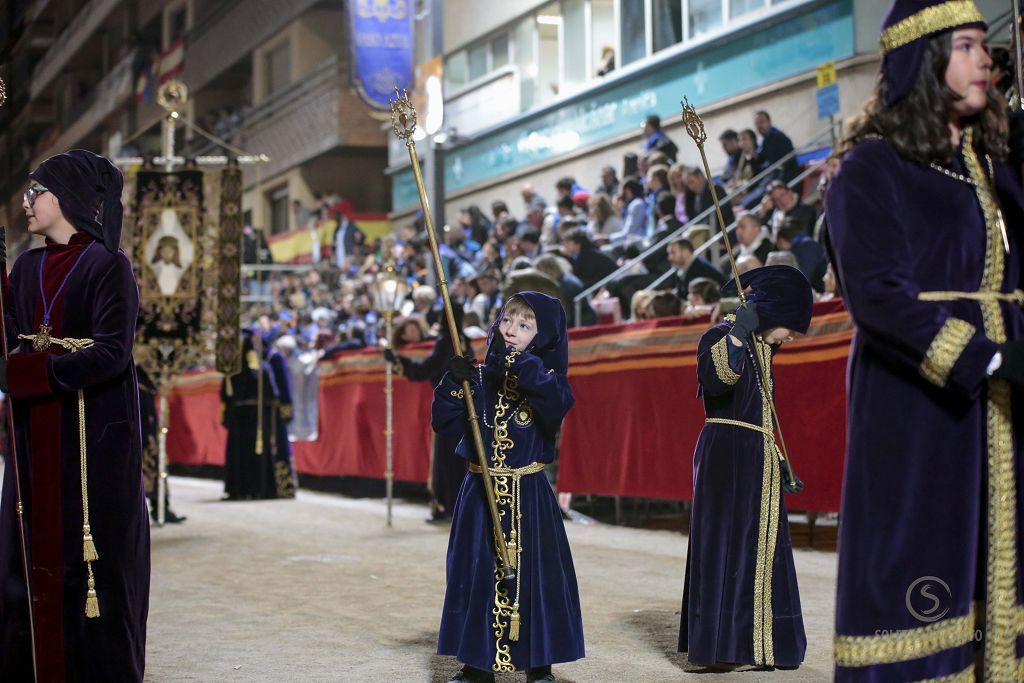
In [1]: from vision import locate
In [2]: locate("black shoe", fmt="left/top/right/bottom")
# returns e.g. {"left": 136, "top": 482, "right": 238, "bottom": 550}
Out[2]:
{"left": 447, "top": 665, "right": 495, "bottom": 682}
{"left": 163, "top": 509, "right": 187, "bottom": 524}
{"left": 527, "top": 667, "right": 555, "bottom": 682}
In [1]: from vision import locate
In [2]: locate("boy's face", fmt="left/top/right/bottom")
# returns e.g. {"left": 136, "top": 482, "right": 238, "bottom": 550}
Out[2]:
{"left": 499, "top": 311, "right": 537, "bottom": 352}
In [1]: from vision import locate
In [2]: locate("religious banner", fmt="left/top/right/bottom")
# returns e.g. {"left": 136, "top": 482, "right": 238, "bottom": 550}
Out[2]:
{"left": 132, "top": 169, "right": 206, "bottom": 381}
{"left": 215, "top": 165, "right": 242, "bottom": 375}
{"left": 347, "top": 0, "right": 415, "bottom": 111}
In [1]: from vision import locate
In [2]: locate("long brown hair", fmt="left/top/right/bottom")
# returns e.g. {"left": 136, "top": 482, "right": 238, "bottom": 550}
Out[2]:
{"left": 840, "top": 32, "right": 1007, "bottom": 165}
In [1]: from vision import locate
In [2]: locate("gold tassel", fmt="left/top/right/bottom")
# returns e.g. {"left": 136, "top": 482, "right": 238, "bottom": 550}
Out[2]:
{"left": 510, "top": 604, "right": 520, "bottom": 641}
{"left": 507, "top": 535, "right": 518, "bottom": 570}
{"left": 85, "top": 575, "right": 100, "bottom": 618}
{"left": 83, "top": 524, "right": 98, "bottom": 562}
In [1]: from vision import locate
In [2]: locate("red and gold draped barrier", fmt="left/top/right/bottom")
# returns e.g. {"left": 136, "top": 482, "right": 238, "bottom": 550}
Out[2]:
{"left": 166, "top": 300, "right": 851, "bottom": 511}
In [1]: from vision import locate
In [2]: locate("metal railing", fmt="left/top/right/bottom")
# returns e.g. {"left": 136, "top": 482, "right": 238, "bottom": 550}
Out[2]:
{"left": 639, "top": 155, "right": 831, "bottom": 293}
{"left": 572, "top": 126, "right": 833, "bottom": 324}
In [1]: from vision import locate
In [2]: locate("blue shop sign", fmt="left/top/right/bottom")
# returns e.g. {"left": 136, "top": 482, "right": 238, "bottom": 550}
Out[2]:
{"left": 392, "top": 0, "right": 853, "bottom": 212}
{"left": 348, "top": 0, "right": 415, "bottom": 112}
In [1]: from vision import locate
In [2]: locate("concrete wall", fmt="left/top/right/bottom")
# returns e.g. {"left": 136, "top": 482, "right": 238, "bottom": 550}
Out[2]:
{"left": 443, "top": 0, "right": 548, "bottom": 53}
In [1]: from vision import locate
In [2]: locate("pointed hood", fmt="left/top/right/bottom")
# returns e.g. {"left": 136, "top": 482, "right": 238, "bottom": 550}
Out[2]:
{"left": 30, "top": 149, "right": 124, "bottom": 253}
{"left": 723, "top": 265, "right": 814, "bottom": 334}
{"left": 486, "top": 291, "right": 569, "bottom": 376}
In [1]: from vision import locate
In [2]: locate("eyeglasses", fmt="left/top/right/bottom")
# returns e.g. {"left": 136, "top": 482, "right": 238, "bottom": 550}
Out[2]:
{"left": 23, "top": 185, "right": 48, "bottom": 208}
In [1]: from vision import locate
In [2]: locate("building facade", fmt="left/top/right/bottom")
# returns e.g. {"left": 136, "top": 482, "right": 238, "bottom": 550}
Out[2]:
{"left": 388, "top": 0, "right": 1012, "bottom": 227}
{"left": 0, "top": 0, "right": 390, "bottom": 250}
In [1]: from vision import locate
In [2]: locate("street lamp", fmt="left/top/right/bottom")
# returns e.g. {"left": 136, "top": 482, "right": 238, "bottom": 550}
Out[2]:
{"left": 370, "top": 260, "right": 409, "bottom": 526}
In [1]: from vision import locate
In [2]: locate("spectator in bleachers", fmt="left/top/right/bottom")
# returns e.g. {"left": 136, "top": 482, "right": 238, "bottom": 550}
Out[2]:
{"left": 683, "top": 167, "right": 735, "bottom": 233}
{"left": 663, "top": 237, "right": 726, "bottom": 300}
{"left": 519, "top": 231, "right": 542, "bottom": 261}
{"left": 535, "top": 253, "right": 595, "bottom": 327}
{"left": 556, "top": 176, "right": 588, "bottom": 200}
{"left": 466, "top": 269, "right": 501, "bottom": 325}
{"left": 736, "top": 254, "right": 763, "bottom": 274}
{"left": 754, "top": 110, "right": 800, "bottom": 183}
{"left": 586, "top": 192, "right": 624, "bottom": 242}
{"left": 610, "top": 178, "right": 648, "bottom": 244}
{"left": 391, "top": 314, "right": 430, "bottom": 348}
{"left": 333, "top": 199, "right": 366, "bottom": 270}
{"left": 597, "top": 165, "right": 620, "bottom": 197}
{"left": 728, "top": 129, "right": 763, "bottom": 197}
{"left": 761, "top": 179, "right": 819, "bottom": 238}
{"left": 622, "top": 151, "right": 640, "bottom": 179}
{"left": 631, "top": 289, "right": 656, "bottom": 321}
{"left": 667, "top": 163, "right": 690, "bottom": 223}
{"left": 473, "top": 238, "right": 502, "bottom": 274}
{"left": 733, "top": 213, "right": 775, "bottom": 266}
{"left": 490, "top": 199, "right": 510, "bottom": 223}
{"left": 648, "top": 290, "right": 683, "bottom": 319}
{"left": 684, "top": 277, "right": 721, "bottom": 319}
{"left": 561, "top": 228, "right": 618, "bottom": 289}
{"left": 775, "top": 219, "right": 828, "bottom": 293}
{"left": 765, "top": 250, "right": 799, "bottom": 268}
{"left": 642, "top": 114, "right": 679, "bottom": 162}
{"left": 458, "top": 205, "right": 492, "bottom": 245}
{"left": 718, "top": 129, "right": 742, "bottom": 187}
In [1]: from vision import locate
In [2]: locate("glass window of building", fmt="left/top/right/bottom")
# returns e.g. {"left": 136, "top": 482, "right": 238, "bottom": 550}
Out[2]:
{"left": 535, "top": 4, "right": 561, "bottom": 105}
{"left": 467, "top": 41, "right": 489, "bottom": 82}
{"left": 562, "top": 0, "right": 588, "bottom": 91}
{"left": 268, "top": 186, "right": 290, "bottom": 235}
{"left": 491, "top": 33, "right": 510, "bottom": 69}
{"left": 653, "top": 0, "right": 683, "bottom": 52}
{"left": 731, "top": 0, "right": 767, "bottom": 18}
{"left": 513, "top": 16, "right": 537, "bottom": 111}
{"left": 265, "top": 41, "right": 291, "bottom": 97}
{"left": 445, "top": 50, "right": 468, "bottom": 92}
{"left": 591, "top": 0, "right": 616, "bottom": 77}
{"left": 619, "top": 0, "right": 647, "bottom": 66}
{"left": 689, "top": 0, "right": 724, "bottom": 39}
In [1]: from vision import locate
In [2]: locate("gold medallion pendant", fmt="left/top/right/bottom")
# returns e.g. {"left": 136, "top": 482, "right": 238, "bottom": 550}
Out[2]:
{"left": 33, "top": 323, "right": 53, "bottom": 351}
{"left": 513, "top": 405, "right": 533, "bottom": 428}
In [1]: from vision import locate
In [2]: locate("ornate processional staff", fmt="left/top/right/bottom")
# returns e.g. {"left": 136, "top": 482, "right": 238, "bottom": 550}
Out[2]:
{"left": 0, "top": 72, "right": 39, "bottom": 680}
{"left": 389, "top": 89, "right": 515, "bottom": 578}
{"left": 681, "top": 98, "right": 803, "bottom": 494}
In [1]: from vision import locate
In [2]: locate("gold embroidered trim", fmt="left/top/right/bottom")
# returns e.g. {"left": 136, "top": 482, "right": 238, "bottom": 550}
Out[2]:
{"left": 710, "top": 335, "right": 740, "bottom": 386}
{"left": 750, "top": 337, "right": 779, "bottom": 666}
{"left": 963, "top": 127, "right": 1020, "bottom": 681}
{"left": 833, "top": 609, "right": 976, "bottom": 667}
{"left": 490, "top": 348, "right": 524, "bottom": 672}
{"left": 880, "top": 1, "right": 985, "bottom": 54}
{"left": 918, "top": 290, "right": 1024, "bottom": 305}
{"left": 919, "top": 318, "right": 975, "bottom": 387}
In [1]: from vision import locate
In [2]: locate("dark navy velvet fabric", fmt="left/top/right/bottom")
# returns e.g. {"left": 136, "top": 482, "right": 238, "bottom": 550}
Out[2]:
{"left": 827, "top": 136, "right": 1024, "bottom": 680}
{"left": 432, "top": 292, "right": 584, "bottom": 672}
{"left": 0, "top": 235, "right": 150, "bottom": 681}
{"left": 679, "top": 322, "right": 806, "bottom": 667}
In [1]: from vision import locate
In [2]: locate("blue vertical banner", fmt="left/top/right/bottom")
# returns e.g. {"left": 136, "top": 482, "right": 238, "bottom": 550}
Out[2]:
{"left": 347, "top": 0, "right": 415, "bottom": 111}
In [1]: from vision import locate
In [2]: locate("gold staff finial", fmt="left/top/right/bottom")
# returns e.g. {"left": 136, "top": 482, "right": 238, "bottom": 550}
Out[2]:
{"left": 390, "top": 88, "right": 417, "bottom": 141}
{"left": 680, "top": 97, "right": 707, "bottom": 146}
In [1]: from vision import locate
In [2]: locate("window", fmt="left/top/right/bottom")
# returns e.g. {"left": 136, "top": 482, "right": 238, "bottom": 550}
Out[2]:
{"left": 653, "top": 0, "right": 683, "bottom": 52}
{"left": 513, "top": 17, "right": 537, "bottom": 110}
{"left": 467, "top": 42, "right": 489, "bottom": 81}
{"left": 689, "top": 0, "right": 724, "bottom": 39}
{"left": 265, "top": 41, "right": 291, "bottom": 96}
{"left": 445, "top": 50, "right": 468, "bottom": 91}
{"left": 268, "top": 186, "right": 290, "bottom": 235}
{"left": 619, "top": 0, "right": 647, "bottom": 66}
{"left": 730, "top": 0, "right": 766, "bottom": 18}
{"left": 562, "top": 0, "right": 587, "bottom": 89}
{"left": 491, "top": 34, "right": 510, "bottom": 69}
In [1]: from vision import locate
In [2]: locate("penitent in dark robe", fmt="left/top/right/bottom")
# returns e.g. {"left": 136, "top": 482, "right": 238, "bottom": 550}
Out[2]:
{"left": 221, "top": 331, "right": 278, "bottom": 500}
{"left": 266, "top": 344, "right": 297, "bottom": 498}
{"left": 0, "top": 150, "right": 150, "bottom": 681}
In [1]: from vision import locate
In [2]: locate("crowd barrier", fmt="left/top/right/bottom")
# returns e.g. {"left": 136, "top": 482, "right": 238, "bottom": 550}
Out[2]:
{"left": 167, "top": 299, "right": 851, "bottom": 512}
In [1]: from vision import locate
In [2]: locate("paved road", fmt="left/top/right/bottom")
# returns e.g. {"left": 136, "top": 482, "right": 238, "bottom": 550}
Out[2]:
{"left": 144, "top": 476, "right": 837, "bottom": 682}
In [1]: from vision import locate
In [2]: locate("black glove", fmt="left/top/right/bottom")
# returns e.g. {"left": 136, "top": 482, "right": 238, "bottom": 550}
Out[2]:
{"left": 446, "top": 354, "right": 476, "bottom": 384}
{"left": 993, "top": 340, "right": 1024, "bottom": 384}
{"left": 491, "top": 327, "right": 506, "bottom": 353}
{"left": 0, "top": 357, "right": 7, "bottom": 394}
{"left": 729, "top": 302, "right": 759, "bottom": 342}
{"left": 383, "top": 347, "right": 398, "bottom": 364}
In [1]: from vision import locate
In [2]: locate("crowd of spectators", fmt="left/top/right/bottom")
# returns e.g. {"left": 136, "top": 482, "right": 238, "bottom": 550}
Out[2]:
{"left": 242, "top": 109, "right": 838, "bottom": 400}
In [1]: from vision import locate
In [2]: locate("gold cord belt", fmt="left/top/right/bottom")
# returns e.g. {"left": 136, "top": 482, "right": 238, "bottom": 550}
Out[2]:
{"left": 17, "top": 332, "right": 100, "bottom": 619}
{"left": 918, "top": 289, "right": 1024, "bottom": 304}
{"left": 705, "top": 418, "right": 783, "bottom": 458}
{"left": 468, "top": 461, "right": 547, "bottom": 477}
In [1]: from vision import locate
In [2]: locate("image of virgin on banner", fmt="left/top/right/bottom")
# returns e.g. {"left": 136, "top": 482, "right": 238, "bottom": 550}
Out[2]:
{"left": 347, "top": 0, "right": 414, "bottom": 111}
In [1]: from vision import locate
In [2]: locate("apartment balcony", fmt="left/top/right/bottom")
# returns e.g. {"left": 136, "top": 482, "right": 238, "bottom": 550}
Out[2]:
{"left": 31, "top": 48, "right": 137, "bottom": 166}
{"left": 183, "top": 0, "right": 322, "bottom": 93}
{"left": 234, "top": 56, "right": 384, "bottom": 183}
{"left": 29, "top": 0, "right": 120, "bottom": 101}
